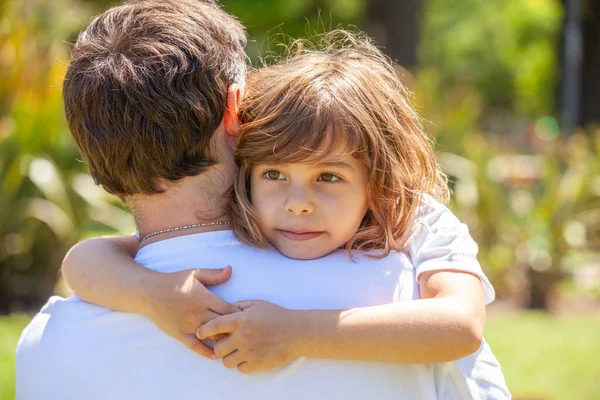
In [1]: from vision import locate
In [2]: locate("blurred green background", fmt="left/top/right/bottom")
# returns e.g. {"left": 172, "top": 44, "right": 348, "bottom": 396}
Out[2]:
{"left": 1, "top": 0, "right": 599, "bottom": 399}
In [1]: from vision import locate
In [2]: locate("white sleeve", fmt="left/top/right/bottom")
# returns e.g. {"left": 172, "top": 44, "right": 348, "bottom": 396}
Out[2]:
{"left": 407, "top": 195, "right": 495, "bottom": 304}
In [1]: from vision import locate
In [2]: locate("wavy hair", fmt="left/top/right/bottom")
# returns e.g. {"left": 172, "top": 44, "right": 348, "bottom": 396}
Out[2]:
{"left": 230, "top": 30, "right": 449, "bottom": 257}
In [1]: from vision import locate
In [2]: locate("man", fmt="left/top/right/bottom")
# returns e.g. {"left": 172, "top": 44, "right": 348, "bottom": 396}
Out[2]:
{"left": 16, "top": 1, "right": 499, "bottom": 399}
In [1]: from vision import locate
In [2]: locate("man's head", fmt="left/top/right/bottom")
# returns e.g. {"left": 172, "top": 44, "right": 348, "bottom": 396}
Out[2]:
{"left": 63, "top": 0, "right": 246, "bottom": 198}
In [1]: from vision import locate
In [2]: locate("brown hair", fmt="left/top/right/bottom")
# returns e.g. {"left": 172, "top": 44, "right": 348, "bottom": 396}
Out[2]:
{"left": 230, "top": 30, "right": 449, "bottom": 257}
{"left": 63, "top": 0, "right": 246, "bottom": 196}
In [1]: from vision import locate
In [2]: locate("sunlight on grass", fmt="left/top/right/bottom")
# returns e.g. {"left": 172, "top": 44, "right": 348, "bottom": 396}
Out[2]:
{"left": 486, "top": 312, "right": 600, "bottom": 400}
{"left": 0, "top": 315, "right": 30, "bottom": 400}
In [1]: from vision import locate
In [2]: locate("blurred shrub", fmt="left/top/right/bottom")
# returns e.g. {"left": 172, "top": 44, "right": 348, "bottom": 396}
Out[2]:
{"left": 0, "top": 0, "right": 133, "bottom": 313}
{"left": 221, "top": 0, "right": 365, "bottom": 60}
{"left": 421, "top": 0, "right": 562, "bottom": 121}
{"left": 416, "top": 0, "right": 599, "bottom": 309}
{"left": 437, "top": 127, "right": 600, "bottom": 308}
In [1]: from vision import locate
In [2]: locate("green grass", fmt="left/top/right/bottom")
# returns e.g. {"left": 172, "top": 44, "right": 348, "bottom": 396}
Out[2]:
{"left": 1, "top": 312, "right": 599, "bottom": 399}
{"left": 0, "top": 315, "right": 30, "bottom": 400}
{"left": 485, "top": 312, "right": 600, "bottom": 400}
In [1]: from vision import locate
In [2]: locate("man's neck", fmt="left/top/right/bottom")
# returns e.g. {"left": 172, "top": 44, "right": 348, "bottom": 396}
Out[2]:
{"left": 129, "top": 166, "right": 233, "bottom": 246}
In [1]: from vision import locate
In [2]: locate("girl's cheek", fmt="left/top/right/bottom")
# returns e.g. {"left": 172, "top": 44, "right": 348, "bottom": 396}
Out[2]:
{"left": 322, "top": 192, "right": 348, "bottom": 213}
{"left": 253, "top": 187, "right": 283, "bottom": 212}
{"left": 250, "top": 179, "right": 271, "bottom": 201}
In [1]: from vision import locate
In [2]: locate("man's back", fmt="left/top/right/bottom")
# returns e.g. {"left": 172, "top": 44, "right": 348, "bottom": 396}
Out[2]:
{"left": 17, "top": 231, "right": 441, "bottom": 400}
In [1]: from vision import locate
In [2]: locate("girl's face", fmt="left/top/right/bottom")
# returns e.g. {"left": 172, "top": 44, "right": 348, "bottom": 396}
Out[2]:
{"left": 250, "top": 151, "right": 370, "bottom": 260}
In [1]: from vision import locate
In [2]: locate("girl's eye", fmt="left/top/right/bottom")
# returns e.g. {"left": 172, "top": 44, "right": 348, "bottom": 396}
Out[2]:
{"left": 318, "top": 173, "right": 340, "bottom": 182}
{"left": 264, "top": 170, "right": 285, "bottom": 180}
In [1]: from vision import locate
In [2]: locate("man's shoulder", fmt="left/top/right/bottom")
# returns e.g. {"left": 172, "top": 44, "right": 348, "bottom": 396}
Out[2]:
{"left": 16, "top": 296, "right": 82, "bottom": 398}
{"left": 17, "top": 296, "right": 60, "bottom": 354}
{"left": 18, "top": 295, "right": 71, "bottom": 345}
{"left": 15, "top": 295, "right": 174, "bottom": 399}
{"left": 17, "top": 296, "right": 103, "bottom": 356}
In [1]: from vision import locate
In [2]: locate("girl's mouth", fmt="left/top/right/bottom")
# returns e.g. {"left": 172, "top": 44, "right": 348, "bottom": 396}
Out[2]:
{"left": 278, "top": 230, "right": 325, "bottom": 241}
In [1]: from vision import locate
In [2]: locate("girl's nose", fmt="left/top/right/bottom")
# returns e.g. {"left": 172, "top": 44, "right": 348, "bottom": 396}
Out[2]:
{"left": 284, "top": 187, "right": 316, "bottom": 216}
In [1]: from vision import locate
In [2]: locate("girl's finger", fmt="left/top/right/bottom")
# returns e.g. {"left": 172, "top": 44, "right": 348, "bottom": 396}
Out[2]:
{"left": 192, "top": 266, "right": 233, "bottom": 286}
{"left": 197, "top": 310, "right": 229, "bottom": 342}
{"left": 181, "top": 311, "right": 221, "bottom": 335}
{"left": 232, "top": 300, "right": 262, "bottom": 311}
{"left": 179, "top": 334, "right": 216, "bottom": 359}
{"left": 237, "top": 361, "right": 253, "bottom": 374}
{"left": 196, "top": 313, "right": 239, "bottom": 340}
{"left": 213, "top": 335, "right": 238, "bottom": 359}
{"left": 206, "top": 291, "right": 241, "bottom": 315}
{"left": 199, "top": 310, "right": 222, "bottom": 325}
{"left": 221, "top": 350, "right": 246, "bottom": 369}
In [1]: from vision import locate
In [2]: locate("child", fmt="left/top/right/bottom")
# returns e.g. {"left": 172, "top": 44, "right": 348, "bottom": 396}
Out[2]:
{"left": 62, "top": 30, "right": 509, "bottom": 398}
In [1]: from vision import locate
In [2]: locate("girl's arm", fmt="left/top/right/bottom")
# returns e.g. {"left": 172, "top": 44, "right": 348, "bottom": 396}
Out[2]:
{"left": 197, "top": 269, "right": 484, "bottom": 372}
{"left": 61, "top": 236, "right": 239, "bottom": 358}
{"left": 295, "top": 269, "right": 485, "bottom": 362}
{"left": 62, "top": 235, "right": 149, "bottom": 314}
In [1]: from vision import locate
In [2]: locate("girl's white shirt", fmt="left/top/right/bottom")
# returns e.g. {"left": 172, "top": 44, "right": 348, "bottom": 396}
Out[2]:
{"left": 405, "top": 194, "right": 495, "bottom": 304}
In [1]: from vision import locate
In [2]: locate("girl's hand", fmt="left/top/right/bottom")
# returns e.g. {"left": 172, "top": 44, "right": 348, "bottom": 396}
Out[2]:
{"left": 141, "top": 266, "right": 241, "bottom": 358}
{"left": 196, "top": 300, "right": 303, "bottom": 373}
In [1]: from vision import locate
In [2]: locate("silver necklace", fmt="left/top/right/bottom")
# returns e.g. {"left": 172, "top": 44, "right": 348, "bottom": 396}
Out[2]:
{"left": 140, "top": 221, "right": 231, "bottom": 243}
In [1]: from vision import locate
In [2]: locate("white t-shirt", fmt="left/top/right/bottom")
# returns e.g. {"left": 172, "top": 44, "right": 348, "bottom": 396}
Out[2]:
{"left": 406, "top": 195, "right": 495, "bottom": 304}
{"left": 16, "top": 230, "right": 508, "bottom": 400}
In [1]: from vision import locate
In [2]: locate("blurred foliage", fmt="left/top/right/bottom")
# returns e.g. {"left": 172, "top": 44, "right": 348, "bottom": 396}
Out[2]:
{"left": 421, "top": 0, "right": 562, "bottom": 119}
{"left": 0, "top": 0, "right": 598, "bottom": 312}
{"left": 414, "top": 0, "right": 599, "bottom": 308}
{"left": 220, "top": 0, "right": 366, "bottom": 60}
{"left": 0, "top": 0, "right": 134, "bottom": 313}
{"left": 438, "top": 129, "right": 600, "bottom": 307}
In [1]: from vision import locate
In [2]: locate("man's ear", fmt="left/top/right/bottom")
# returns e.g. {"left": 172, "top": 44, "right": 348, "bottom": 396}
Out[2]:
{"left": 223, "top": 84, "right": 242, "bottom": 137}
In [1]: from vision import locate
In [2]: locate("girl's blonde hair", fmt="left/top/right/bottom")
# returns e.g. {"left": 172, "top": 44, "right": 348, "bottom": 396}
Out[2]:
{"left": 230, "top": 30, "right": 449, "bottom": 257}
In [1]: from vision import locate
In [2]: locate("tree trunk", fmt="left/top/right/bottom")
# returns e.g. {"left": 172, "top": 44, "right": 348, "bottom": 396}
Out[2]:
{"left": 580, "top": 0, "right": 600, "bottom": 126}
{"left": 366, "top": 0, "right": 421, "bottom": 69}
{"left": 559, "top": 0, "right": 600, "bottom": 128}
{"left": 525, "top": 268, "right": 559, "bottom": 310}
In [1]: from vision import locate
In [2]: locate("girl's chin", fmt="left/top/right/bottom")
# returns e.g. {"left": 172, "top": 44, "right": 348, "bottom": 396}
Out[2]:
{"left": 276, "top": 245, "right": 333, "bottom": 261}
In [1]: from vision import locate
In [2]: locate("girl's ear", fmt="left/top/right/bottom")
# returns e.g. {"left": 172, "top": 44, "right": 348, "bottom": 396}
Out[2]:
{"left": 223, "top": 83, "right": 243, "bottom": 137}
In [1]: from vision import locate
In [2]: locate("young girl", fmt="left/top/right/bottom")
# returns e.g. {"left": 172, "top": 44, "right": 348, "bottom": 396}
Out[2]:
{"left": 62, "top": 30, "right": 508, "bottom": 397}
